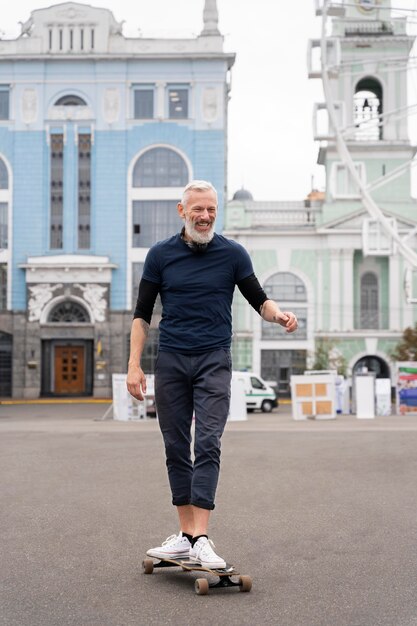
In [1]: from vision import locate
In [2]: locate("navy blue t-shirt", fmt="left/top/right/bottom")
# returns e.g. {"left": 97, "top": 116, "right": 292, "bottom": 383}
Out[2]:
{"left": 142, "top": 233, "right": 254, "bottom": 353}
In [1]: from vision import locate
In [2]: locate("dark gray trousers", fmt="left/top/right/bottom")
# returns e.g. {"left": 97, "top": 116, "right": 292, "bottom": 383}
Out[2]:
{"left": 154, "top": 348, "right": 232, "bottom": 511}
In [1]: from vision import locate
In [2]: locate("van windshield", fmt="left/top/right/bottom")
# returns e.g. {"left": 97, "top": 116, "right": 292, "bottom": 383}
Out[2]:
{"left": 251, "top": 377, "right": 265, "bottom": 390}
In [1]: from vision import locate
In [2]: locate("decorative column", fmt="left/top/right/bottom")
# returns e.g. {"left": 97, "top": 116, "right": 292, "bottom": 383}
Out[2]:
{"left": 341, "top": 249, "right": 354, "bottom": 331}
{"left": 155, "top": 81, "right": 166, "bottom": 120}
{"left": 389, "top": 253, "right": 400, "bottom": 329}
{"left": 329, "top": 248, "right": 340, "bottom": 330}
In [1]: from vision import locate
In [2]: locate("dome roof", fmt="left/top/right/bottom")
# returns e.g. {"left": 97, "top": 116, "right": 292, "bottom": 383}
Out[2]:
{"left": 232, "top": 187, "right": 253, "bottom": 201}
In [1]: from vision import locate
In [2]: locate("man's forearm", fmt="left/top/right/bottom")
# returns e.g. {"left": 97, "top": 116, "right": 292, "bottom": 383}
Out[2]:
{"left": 128, "top": 317, "right": 150, "bottom": 369}
{"left": 260, "top": 299, "right": 298, "bottom": 333}
{"left": 259, "top": 299, "right": 284, "bottom": 323}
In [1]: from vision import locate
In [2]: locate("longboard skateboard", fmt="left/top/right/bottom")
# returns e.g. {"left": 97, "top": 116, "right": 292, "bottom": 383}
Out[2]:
{"left": 142, "top": 556, "right": 252, "bottom": 595}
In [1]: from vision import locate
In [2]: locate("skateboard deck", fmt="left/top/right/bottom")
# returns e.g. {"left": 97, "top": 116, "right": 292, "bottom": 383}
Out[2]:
{"left": 142, "top": 556, "right": 252, "bottom": 595}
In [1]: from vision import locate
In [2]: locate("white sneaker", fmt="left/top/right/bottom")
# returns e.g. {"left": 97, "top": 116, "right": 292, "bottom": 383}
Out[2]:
{"left": 146, "top": 532, "right": 191, "bottom": 559}
{"left": 189, "top": 537, "right": 226, "bottom": 569}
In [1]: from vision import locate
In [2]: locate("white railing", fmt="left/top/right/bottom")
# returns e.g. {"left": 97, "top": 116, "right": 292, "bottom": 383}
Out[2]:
{"left": 344, "top": 21, "right": 393, "bottom": 36}
{"left": 246, "top": 206, "right": 321, "bottom": 228}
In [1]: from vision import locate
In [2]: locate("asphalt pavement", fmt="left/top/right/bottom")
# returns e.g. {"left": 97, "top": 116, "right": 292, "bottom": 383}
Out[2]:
{"left": 1, "top": 403, "right": 417, "bottom": 626}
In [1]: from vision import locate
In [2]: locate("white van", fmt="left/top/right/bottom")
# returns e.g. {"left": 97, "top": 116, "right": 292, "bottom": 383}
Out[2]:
{"left": 232, "top": 371, "right": 278, "bottom": 413}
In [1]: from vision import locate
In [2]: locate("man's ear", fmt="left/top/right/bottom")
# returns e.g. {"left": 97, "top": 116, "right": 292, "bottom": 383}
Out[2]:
{"left": 177, "top": 202, "right": 185, "bottom": 219}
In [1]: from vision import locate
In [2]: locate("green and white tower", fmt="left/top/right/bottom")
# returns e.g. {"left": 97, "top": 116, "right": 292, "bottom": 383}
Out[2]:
{"left": 309, "top": 0, "right": 417, "bottom": 378}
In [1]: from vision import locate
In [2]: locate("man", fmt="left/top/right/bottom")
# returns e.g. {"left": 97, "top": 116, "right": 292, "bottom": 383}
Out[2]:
{"left": 127, "top": 180, "right": 297, "bottom": 568}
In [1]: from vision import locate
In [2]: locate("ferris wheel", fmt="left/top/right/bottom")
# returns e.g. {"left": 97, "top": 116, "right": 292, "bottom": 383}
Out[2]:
{"left": 314, "top": 0, "right": 417, "bottom": 302}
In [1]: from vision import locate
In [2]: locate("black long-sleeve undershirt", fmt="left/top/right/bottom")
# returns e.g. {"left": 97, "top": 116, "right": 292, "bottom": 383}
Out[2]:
{"left": 133, "top": 273, "right": 268, "bottom": 324}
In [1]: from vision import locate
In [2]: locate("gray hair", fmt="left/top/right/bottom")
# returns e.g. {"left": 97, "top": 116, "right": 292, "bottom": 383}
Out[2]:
{"left": 181, "top": 180, "right": 218, "bottom": 207}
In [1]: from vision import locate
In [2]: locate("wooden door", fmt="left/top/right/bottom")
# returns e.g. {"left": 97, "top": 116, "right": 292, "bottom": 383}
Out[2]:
{"left": 54, "top": 345, "right": 85, "bottom": 394}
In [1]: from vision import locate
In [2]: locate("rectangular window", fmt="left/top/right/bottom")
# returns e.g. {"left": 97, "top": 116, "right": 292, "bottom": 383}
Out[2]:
{"left": 168, "top": 86, "right": 188, "bottom": 119}
{"left": 0, "top": 203, "right": 7, "bottom": 249}
{"left": 134, "top": 87, "right": 154, "bottom": 119}
{"left": 49, "top": 29, "right": 53, "bottom": 50}
{"left": 132, "top": 200, "right": 181, "bottom": 248}
{"left": 50, "top": 134, "right": 64, "bottom": 249}
{"left": 78, "top": 133, "right": 91, "bottom": 249}
{"left": 80, "top": 28, "right": 84, "bottom": 50}
{"left": 261, "top": 349, "right": 307, "bottom": 397}
{"left": 69, "top": 29, "right": 73, "bottom": 50}
{"left": 91, "top": 29, "right": 95, "bottom": 49}
{"left": 0, "top": 264, "right": 6, "bottom": 310}
{"left": 0, "top": 87, "right": 10, "bottom": 121}
{"left": 332, "top": 162, "right": 364, "bottom": 199}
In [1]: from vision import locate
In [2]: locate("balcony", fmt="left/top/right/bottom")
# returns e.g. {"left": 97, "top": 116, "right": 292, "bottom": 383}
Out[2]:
{"left": 344, "top": 21, "right": 393, "bottom": 37}
{"left": 225, "top": 200, "right": 323, "bottom": 231}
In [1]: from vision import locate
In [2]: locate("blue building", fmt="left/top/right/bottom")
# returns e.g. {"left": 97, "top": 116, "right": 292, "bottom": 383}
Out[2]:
{"left": 0, "top": 1, "right": 234, "bottom": 398}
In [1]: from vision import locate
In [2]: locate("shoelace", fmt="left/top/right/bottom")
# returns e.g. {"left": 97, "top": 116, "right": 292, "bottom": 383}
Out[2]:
{"left": 162, "top": 534, "right": 178, "bottom": 546}
{"left": 198, "top": 539, "right": 218, "bottom": 558}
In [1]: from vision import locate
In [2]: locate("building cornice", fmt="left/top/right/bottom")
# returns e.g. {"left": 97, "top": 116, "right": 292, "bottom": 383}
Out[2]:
{"left": 0, "top": 52, "right": 236, "bottom": 65}
{"left": 315, "top": 330, "right": 402, "bottom": 339}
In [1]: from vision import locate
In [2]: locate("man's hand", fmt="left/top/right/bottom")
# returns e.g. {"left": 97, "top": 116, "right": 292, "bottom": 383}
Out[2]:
{"left": 126, "top": 365, "right": 147, "bottom": 401}
{"left": 276, "top": 311, "right": 298, "bottom": 333}
{"left": 260, "top": 300, "right": 298, "bottom": 333}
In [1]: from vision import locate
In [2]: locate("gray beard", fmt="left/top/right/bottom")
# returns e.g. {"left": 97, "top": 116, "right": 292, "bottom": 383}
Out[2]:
{"left": 184, "top": 219, "right": 215, "bottom": 244}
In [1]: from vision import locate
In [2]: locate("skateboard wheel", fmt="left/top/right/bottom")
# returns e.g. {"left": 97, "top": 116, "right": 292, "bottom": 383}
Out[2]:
{"left": 195, "top": 578, "right": 209, "bottom": 595}
{"left": 142, "top": 559, "right": 154, "bottom": 575}
{"left": 238, "top": 575, "right": 252, "bottom": 592}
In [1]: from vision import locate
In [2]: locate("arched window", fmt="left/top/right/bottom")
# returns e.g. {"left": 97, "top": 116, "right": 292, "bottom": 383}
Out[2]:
{"left": 0, "top": 158, "right": 8, "bottom": 189}
{"left": 132, "top": 147, "right": 188, "bottom": 188}
{"left": 262, "top": 272, "right": 307, "bottom": 340}
{"left": 48, "top": 301, "right": 90, "bottom": 323}
{"left": 360, "top": 272, "right": 379, "bottom": 329}
{"left": 354, "top": 77, "right": 383, "bottom": 140}
{"left": 131, "top": 147, "right": 189, "bottom": 248}
{"left": 54, "top": 95, "right": 87, "bottom": 106}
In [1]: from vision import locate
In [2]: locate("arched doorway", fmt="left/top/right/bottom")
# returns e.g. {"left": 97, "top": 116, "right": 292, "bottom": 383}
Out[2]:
{"left": 41, "top": 299, "right": 93, "bottom": 396}
{"left": 352, "top": 355, "right": 390, "bottom": 379}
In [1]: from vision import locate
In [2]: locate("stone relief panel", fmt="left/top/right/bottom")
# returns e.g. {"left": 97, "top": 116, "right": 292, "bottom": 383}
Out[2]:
{"left": 202, "top": 87, "right": 218, "bottom": 123}
{"left": 48, "top": 105, "right": 93, "bottom": 120}
{"left": 28, "top": 283, "right": 63, "bottom": 322}
{"left": 55, "top": 6, "right": 88, "bottom": 19}
{"left": 74, "top": 283, "right": 108, "bottom": 322}
{"left": 103, "top": 88, "right": 120, "bottom": 124}
{"left": 22, "top": 88, "right": 38, "bottom": 124}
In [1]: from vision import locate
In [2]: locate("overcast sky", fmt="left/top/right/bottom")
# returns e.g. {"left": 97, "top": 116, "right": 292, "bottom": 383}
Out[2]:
{"left": 2, "top": 1, "right": 416, "bottom": 201}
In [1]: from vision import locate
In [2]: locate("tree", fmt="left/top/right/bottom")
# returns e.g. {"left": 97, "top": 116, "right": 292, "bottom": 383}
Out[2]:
{"left": 310, "top": 337, "right": 347, "bottom": 376}
{"left": 391, "top": 323, "right": 417, "bottom": 361}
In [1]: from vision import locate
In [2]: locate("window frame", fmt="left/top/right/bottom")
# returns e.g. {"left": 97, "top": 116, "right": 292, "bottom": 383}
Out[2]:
{"left": 127, "top": 145, "right": 192, "bottom": 309}
{"left": 54, "top": 94, "right": 87, "bottom": 106}
{"left": 167, "top": 84, "right": 189, "bottom": 120}
{"left": 77, "top": 132, "right": 92, "bottom": 250}
{"left": 133, "top": 84, "right": 155, "bottom": 120}
{"left": 360, "top": 270, "right": 379, "bottom": 330}
{"left": 49, "top": 132, "right": 64, "bottom": 250}
{"left": 132, "top": 146, "right": 189, "bottom": 189}
{"left": 330, "top": 161, "right": 366, "bottom": 199}
{"left": 0, "top": 156, "right": 11, "bottom": 310}
{"left": 261, "top": 272, "right": 308, "bottom": 341}
{"left": 0, "top": 85, "right": 10, "bottom": 121}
